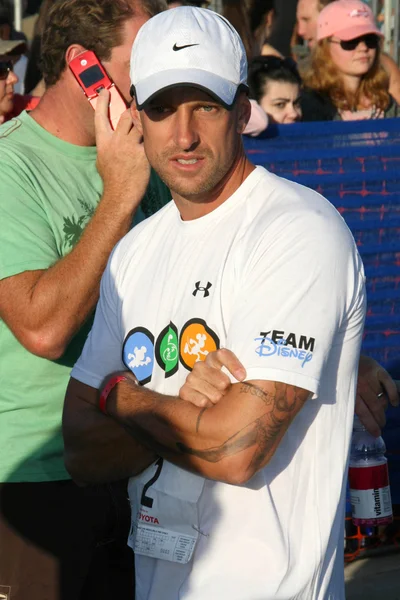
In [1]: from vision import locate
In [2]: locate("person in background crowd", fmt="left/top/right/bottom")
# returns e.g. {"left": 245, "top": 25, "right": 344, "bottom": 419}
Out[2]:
{"left": 248, "top": 55, "right": 302, "bottom": 123}
{"left": 222, "top": 0, "right": 254, "bottom": 60}
{"left": 247, "top": 0, "right": 282, "bottom": 58}
{"left": 0, "top": 0, "right": 170, "bottom": 599}
{"left": 301, "top": 0, "right": 397, "bottom": 121}
{"left": 228, "top": 0, "right": 281, "bottom": 59}
{"left": 222, "top": 1, "right": 271, "bottom": 135}
{"left": 24, "top": 0, "right": 55, "bottom": 96}
{"left": 64, "top": 6, "right": 366, "bottom": 599}
{"left": 296, "top": 0, "right": 400, "bottom": 105}
{"left": 296, "top": 0, "right": 330, "bottom": 49}
{"left": 0, "top": 39, "right": 39, "bottom": 123}
{"left": 0, "top": 0, "right": 28, "bottom": 93}
{"left": 268, "top": 0, "right": 298, "bottom": 57}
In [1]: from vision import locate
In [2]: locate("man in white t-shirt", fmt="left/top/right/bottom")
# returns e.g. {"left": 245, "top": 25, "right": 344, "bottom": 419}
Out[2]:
{"left": 63, "top": 6, "right": 366, "bottom": 599}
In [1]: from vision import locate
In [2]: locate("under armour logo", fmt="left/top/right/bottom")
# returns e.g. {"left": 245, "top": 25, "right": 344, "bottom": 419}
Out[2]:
{"left": 192, "top": 281, "right": 212, "bottom": 298}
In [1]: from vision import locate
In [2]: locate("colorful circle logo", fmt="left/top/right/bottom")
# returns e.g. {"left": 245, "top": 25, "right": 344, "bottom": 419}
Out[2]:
{"left": 122, "top": 327, "right": 154, "bottom": 385}
{"left": 179, "top": 318, "right": 219, "bottom": 371}
{"left": 155, "top": 323, "right": 179, "bottom": 378}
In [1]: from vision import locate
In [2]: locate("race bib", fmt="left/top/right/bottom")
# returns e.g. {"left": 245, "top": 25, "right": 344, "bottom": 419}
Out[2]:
{"left": 128, "top": 458, "right": 205, "bottom": 564}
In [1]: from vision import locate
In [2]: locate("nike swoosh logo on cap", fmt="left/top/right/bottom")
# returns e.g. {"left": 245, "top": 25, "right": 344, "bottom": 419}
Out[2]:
{"left": 173, "top": 43, "right": 199, "bottom": 51}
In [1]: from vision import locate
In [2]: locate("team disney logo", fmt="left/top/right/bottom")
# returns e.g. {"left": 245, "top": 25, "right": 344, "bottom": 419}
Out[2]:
{"left": 254, "top": 329, "right": 315, "bottom": 368}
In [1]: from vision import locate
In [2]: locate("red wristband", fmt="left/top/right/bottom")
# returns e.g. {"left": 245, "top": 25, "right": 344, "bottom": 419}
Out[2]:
{"left": 99, "top": 375, "right": 128, "bottom": 414}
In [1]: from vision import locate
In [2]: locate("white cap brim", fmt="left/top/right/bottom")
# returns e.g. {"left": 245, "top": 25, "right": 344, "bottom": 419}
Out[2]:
{"left": 134, "top": 68, "right": 245, "bottom": 110}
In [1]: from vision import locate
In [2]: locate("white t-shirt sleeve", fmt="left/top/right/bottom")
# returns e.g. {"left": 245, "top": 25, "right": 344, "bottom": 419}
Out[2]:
{"left": 71, "top": 244, "right": 126, "bottom": 388}
{"left": 226, "top": 204, "right": 365, "bottom": 396}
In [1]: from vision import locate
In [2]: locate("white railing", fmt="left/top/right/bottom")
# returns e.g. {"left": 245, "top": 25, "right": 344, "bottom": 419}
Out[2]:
{"left": 386, "top": 0, "right": 400, "bottom": 64}
{"left": 13, "top": 0, "right": 22, "bottom": 33}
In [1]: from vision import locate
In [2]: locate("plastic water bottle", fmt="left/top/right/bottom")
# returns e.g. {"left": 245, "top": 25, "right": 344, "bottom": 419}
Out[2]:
{"left": 348, "top": 415, "right": 393, "bottom": 526}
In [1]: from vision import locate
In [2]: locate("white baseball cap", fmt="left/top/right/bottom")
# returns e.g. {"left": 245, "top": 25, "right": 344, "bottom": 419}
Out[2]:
{"left": 130, "top": 6, "right": 248, "bottom": 110}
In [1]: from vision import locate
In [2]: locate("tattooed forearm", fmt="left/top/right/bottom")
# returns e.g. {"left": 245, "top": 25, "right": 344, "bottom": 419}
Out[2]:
{"left": 274, "top": 385, "right": 298, "bottom": 413}
{"left": 176, "top": 408, "right": 284, "bottom": 466}
{"left": 248, "top": 413, "right": 285, "bottom": 474}
{"left": 196, "top": 406, "right": 208, "bottom": 433}
{"left": 239, "top": 382, "right": 274, "bottom": 406}
{"left": 177, "top": 417, "right": 261, "bottom": 462}
{"left": 112, "top": 380, "right": 309, "bottom": 481}
{"left": 177, "top": 384, "right": 308, "bottom": 472}
{"left": 176, "top": 407, "right": 283, "bottom": 466}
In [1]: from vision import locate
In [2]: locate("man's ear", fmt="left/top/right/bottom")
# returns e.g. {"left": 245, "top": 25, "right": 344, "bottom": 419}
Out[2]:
{"left": 130, "top": 98, "right": 143, "bottom": 134}
{"left": 237, "top": 94, "right": 252, "bottom": 134}
{"left": 64, "top": 44, "right": 87, "bottom": 68}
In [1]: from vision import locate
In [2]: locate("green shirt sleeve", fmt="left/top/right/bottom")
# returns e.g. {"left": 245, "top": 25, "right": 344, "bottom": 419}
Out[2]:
{"left": 0, "top": 150, "right": 60, "bottom": 280}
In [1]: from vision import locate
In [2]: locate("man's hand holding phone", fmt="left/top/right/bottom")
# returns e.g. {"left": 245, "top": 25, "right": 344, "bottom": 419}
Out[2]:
{"left": 95, "top": 89, "right": 150, "bottom": 213}
{"left": 69, "top": 50, "right": 127, "bottom": 130}
{"left": 69, "top": 49, "right": 150, "bottom": 215}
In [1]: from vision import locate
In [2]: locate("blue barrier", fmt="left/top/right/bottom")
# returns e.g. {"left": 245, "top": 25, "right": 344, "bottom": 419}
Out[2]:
{"left": 244, "top": 118, "right": 400, "bottom": 502}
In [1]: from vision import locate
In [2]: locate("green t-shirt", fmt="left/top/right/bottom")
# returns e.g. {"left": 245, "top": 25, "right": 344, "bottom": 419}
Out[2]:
{"left": 0, "top": 111, "right": 171, "bottom": 482}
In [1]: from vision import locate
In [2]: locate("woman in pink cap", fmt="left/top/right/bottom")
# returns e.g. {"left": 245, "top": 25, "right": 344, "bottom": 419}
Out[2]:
{"left": 300, "top": 0, "right": 397, "bottom": 121}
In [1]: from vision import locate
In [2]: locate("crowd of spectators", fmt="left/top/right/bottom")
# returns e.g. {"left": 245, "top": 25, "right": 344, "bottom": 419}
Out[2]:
{"left": 246, "top": 0, "right": 399, "bottom": 124}
{"left": 2, "top": 0, "right": 399, "bottom": 126}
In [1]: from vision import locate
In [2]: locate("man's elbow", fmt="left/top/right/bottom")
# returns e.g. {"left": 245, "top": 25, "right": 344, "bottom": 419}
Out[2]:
{"left": 212, "top": 454, "right": 260, "bottom": 486}
{"left": 64, "top": 450, "right": 101, "bottom": 485}
{"left": 224, "top": 467, "right": 256, "bottom": 486}
{"left": 20, "top": 328, "right": 68, "bottom": 360}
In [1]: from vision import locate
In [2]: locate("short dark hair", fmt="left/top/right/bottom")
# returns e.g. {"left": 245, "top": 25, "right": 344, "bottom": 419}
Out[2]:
{"left": 248, "top": 55, "right": 302, "bottom": 103}
{"left": 41, "top": 0, "right": 167, "bottom": 87}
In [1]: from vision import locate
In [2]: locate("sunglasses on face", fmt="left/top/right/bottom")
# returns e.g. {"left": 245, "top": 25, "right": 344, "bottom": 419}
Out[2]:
{"left": 329, "top": 33, "right": 380, "bottom": 51}
{"left": 0, "top": 61, "right": 13, "bottom": 80}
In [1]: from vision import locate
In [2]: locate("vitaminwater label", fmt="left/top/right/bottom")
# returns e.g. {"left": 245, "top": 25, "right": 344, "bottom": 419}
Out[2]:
{"left": 349, "top": 463, "right": 393, "bottom": 525}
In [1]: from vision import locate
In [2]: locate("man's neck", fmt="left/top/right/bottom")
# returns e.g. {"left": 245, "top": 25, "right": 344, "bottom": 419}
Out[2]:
{"left": 30, "top": 83, "right": 96, "bottom": 146}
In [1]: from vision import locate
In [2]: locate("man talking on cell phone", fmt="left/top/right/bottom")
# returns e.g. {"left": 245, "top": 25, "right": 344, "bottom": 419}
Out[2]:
{"left": 0, "top": 1, "right": 170, "bottom": 599}
{"left": 64, "top": 7, "right": 366, "bottom": 599}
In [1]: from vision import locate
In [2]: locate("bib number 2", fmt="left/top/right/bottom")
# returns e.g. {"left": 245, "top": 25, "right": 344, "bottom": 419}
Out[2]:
{"left": 141, "top": 457, "right": 164, "bottom": 508}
